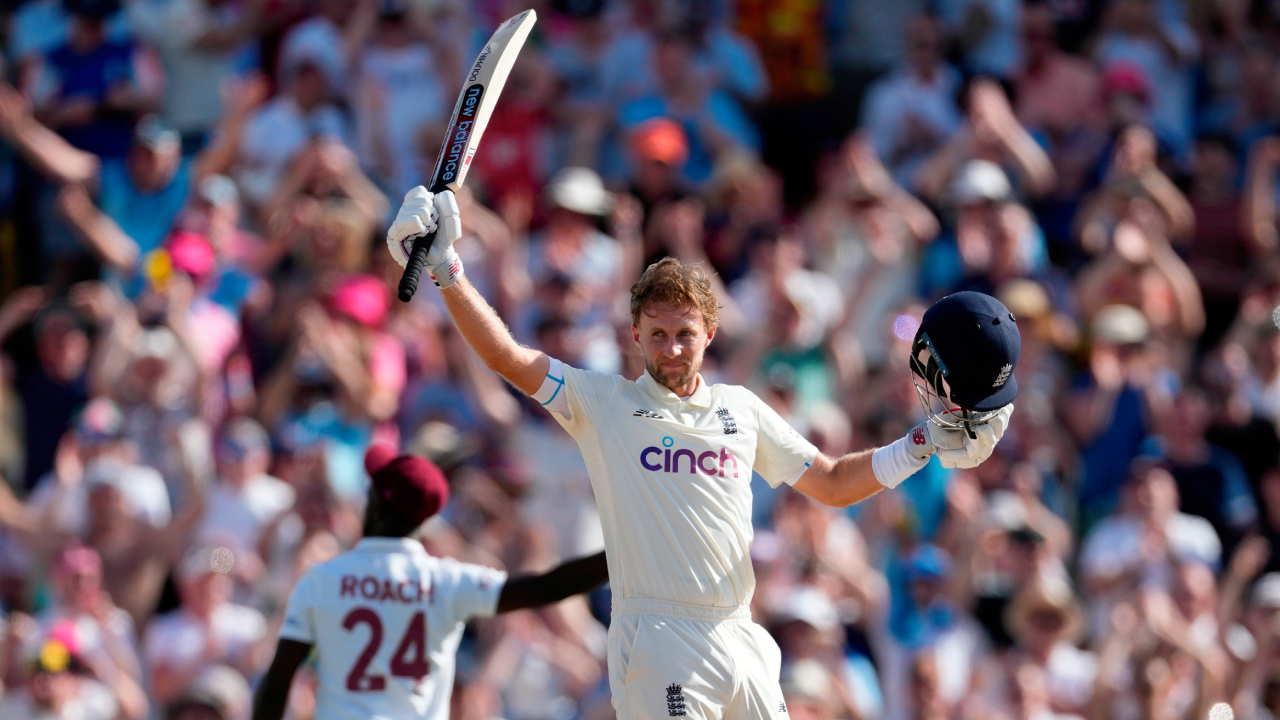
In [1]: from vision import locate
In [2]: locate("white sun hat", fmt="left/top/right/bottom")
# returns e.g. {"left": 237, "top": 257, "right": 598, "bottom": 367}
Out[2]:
{"left": 951, "top": 159, "right": 1012, "bottom": 206}
{"left": 546, "top": 166, "right": 613, "bottom": 216}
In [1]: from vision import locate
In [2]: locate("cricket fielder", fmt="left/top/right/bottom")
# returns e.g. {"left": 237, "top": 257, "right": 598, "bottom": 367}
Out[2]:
{"left": 386, "top": 188, "right": 1019, "bottom": 719}
{"left": 251, "top": 446, "right": 608, "bottom": 720}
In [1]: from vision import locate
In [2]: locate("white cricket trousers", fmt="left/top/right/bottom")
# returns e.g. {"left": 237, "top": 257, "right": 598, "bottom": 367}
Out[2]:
{"left": 608, "top": 599, "right": 791, "bottom": 720}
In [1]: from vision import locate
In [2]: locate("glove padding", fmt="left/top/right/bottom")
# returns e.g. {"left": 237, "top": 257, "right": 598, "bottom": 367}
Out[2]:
{"left": 387, "top": 187, "right": 435, "bottom": 267}
{"left": 386, "top": 188, "right": 464, "bottom": 287}
{"left": 906, "top": 404, "right": 1014, "bottom": 469}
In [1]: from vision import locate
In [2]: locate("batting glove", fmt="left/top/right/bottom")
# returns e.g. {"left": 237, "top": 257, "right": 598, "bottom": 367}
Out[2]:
{"left": 872, "top": 404, "right": 1014, "bottom": 487}
{"left": 925, "top": 404, "right": 1015, "bottom": 470}
{"left": 386, "top": 188, "right": 465, "bottom": 288}
{"left": 388, "top": 187, "right": 435, "bottom": 267}
{"left": 426, "top": 190, "right": 463, "bottom": 288}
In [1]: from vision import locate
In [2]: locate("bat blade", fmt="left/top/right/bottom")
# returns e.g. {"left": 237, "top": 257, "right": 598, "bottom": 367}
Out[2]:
{"left": 427, "top": 9, "right": 537, "bottom": 194}
{"left": 398, "top": 8, "right": 537, "bottom": 302}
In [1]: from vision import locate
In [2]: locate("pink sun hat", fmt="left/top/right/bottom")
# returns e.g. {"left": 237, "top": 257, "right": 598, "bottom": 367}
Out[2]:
{"left": 328, "top": 274, "right": 390, "bottom": 328}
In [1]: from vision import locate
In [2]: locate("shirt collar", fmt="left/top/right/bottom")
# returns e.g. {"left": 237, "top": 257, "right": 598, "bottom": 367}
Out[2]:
{"left": 354, "top": 537, "right": 427, "bottom": 555}
{"left": 638, "top": 370, "right": 713, "bottom": 408}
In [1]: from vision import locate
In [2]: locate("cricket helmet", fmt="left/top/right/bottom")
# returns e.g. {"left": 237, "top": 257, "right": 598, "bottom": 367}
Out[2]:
{"left": 909, "top": 291, "right": 1021, "bottom": 430}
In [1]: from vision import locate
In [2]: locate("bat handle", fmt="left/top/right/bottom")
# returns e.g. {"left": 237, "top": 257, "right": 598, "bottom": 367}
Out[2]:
{"left": 397, "top": 230, "right": 437, "bottom": 302}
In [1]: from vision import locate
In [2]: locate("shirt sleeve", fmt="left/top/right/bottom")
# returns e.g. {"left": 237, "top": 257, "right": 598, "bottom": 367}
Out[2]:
{"left": 279, "top": 571, "right": 318, "bottom": 644}
{"left": 751, "top": 394, "right": 819, "bottom": 488}
{"left": 441, "top": 559, "right": 508, "bottom": 622}
{"left": 533, "top": 360, "right": 625, "bottom": 436}
{"left": 531, "top": 357, "right": 571, "bottom": 418}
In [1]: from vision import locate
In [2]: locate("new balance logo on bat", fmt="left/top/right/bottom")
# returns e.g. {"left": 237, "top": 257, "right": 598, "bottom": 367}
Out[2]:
{"left": 666, "top": 684, "right": 687, "bottom": 717}
{"left": 438, "top": 85, "right": 485, "bottom": 184}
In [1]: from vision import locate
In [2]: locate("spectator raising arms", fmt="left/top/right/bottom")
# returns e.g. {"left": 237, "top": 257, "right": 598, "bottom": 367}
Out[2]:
{"left": 1, "top": 2, "right": 1280, "bottom": 719}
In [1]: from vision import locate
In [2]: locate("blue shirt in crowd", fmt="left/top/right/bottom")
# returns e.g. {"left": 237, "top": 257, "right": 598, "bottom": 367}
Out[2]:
{"left": 45, "top": 41, "right": 139, "bottom": 159}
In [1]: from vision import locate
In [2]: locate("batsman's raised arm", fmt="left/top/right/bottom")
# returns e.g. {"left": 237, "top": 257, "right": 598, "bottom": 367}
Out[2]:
{"left": 797, "top": 291, "right": 1020, "bottom": 507}
{"left": 794, "top": 402, "right": 1013, "bottom": 507}
{"left": 387, "top": 187, "right": 549, "bottom": 395}
{"left": 439, "top": 277, "right": 549, "bottom": 395}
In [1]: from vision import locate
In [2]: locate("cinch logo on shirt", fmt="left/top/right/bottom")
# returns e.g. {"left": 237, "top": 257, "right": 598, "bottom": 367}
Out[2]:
{"left": 340, "top": 575, "right": 434, "bottom": 605}
{"left": 640, "top": 437, "right": 741, "bottom": 477}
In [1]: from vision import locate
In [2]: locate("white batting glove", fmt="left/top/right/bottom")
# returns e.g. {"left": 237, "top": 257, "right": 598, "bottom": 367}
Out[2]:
{"left": 388, "top": 186, "right": 435, "bottom": 267}
{"left": 925, "top": 404, "right": 1015, "bottom": 470}
{"left": 386, "top": 188, "right": 465, "bottom": 288}
{"left": 872, "top": 404, "right": 1014, "bottom": 487}
{"left": 426, "top": 190, "right": 463, "bottom": 288}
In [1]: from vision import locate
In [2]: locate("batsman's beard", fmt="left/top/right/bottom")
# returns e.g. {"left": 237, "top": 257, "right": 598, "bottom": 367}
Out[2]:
{"left": 645, "top": 356, "right": 699, "bottom": 394}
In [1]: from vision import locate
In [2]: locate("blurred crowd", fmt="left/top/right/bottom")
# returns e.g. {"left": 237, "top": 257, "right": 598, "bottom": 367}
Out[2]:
{"left": 5, "top": 0, "right": 1280, "bottom": 719}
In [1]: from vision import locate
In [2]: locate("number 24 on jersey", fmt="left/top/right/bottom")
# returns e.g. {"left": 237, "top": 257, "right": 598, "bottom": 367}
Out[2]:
{"left": 342, "top": 607, "right": 430, "bottom": 692}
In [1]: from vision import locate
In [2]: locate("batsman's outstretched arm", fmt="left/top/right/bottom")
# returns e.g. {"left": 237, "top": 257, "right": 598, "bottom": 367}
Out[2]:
{"left": 439, "top": 276, "right": 549, "bottom": 396}
{"left": 795, "top": 404, "right": 1014, "bottom": 508}
{"left": 496, "top": 551, "right": 609, "bottom": 613}
{"left": 793, "top": 451, "right": 884, "bottom": 508}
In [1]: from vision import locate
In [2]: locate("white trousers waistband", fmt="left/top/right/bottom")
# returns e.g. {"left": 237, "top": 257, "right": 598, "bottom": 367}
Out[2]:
{"left": 613, "top": 598, "right": 753, "bottom": 622}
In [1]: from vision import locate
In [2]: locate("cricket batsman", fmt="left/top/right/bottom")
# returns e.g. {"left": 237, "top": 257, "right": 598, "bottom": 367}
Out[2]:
{"left": 386, "top": 187, "right": 1019, "bottom": 719}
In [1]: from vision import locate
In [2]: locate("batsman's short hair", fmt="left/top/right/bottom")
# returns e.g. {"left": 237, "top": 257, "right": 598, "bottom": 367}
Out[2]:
{"left": 629, "top": 257, "right": 720, "bottom": 330}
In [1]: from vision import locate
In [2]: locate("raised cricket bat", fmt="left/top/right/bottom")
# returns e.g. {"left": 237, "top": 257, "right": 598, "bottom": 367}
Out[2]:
{"left": 397, "top": 9, "right": 537, "bottom": 302}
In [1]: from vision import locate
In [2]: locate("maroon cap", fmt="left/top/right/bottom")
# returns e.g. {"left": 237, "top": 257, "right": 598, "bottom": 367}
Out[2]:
{"left": 364, "top": 444, "right": 449, "bottom": 526}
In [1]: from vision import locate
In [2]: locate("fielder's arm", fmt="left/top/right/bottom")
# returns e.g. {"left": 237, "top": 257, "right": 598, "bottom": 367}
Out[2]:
{"left": 496, "top": 551, "right": 608, "bottom": 613}
{"left": 251, "top": 639, "right": 312, "bottom": 720}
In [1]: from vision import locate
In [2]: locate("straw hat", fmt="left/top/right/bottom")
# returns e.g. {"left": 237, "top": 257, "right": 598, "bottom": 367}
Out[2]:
{"left": 1006, "top": 577, "right": 1085, "bottom": 644}
{"left": 708, "top": 151, "right": 768, "bottom": 206}
{"left": 997, "top": 280, "right": 1050, "bottom": 322}
{"left": 1092, "top": 304, "right": 1149, "bottom": 346}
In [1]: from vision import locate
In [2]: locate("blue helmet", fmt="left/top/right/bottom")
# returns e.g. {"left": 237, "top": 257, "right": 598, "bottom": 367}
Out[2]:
{"left": 909, "top": 291, "right": 1021, "bottom": 429}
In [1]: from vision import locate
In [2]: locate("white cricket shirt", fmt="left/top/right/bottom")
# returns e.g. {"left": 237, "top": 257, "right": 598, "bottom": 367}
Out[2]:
{"left": 538, "top": 362, "right": 819, "bottom": 609}
{"left": 280, "top": 538, "right": 507, "bottom": 720}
